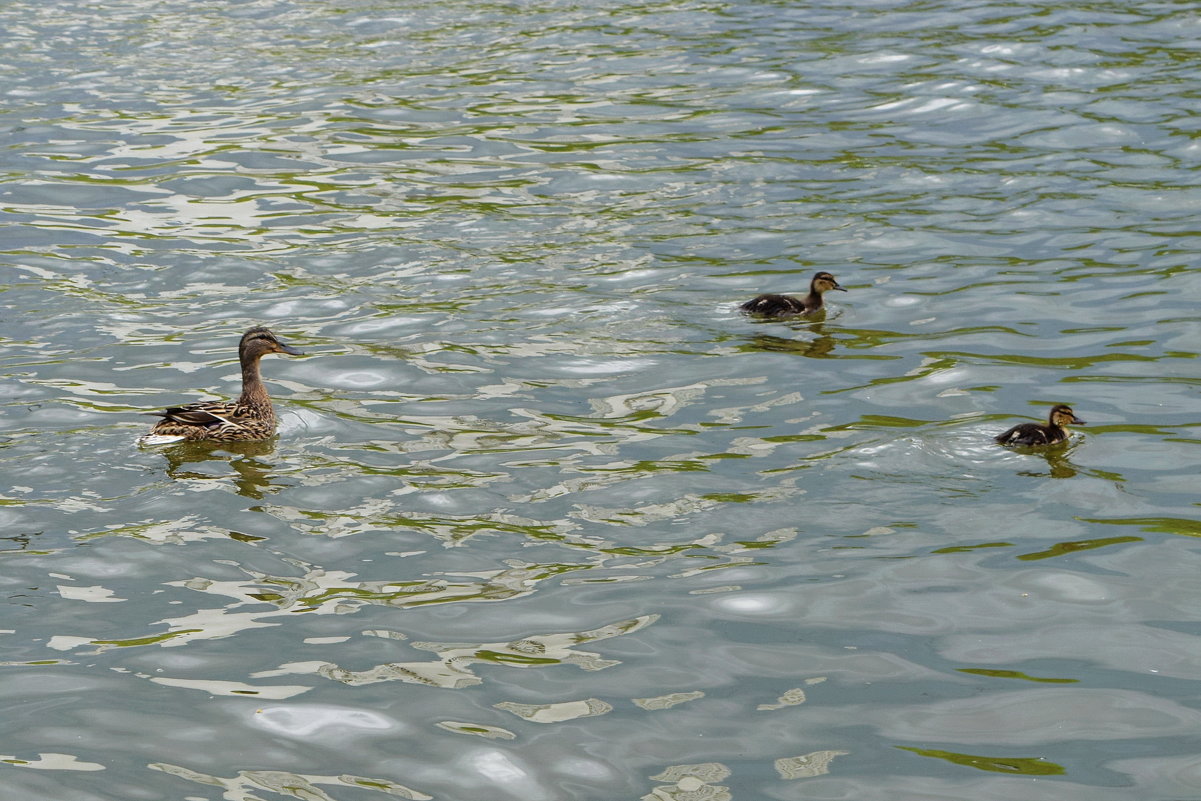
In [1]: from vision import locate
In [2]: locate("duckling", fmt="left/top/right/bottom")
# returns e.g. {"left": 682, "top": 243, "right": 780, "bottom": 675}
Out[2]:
{"left": 138, "top": 327, "right": 304, "bottom": 446}
{"left": 995, "top": 404, "right": 1086, "bottom": 447}
{"left": 741, "top": 271, "right": 847, "bottom": 317}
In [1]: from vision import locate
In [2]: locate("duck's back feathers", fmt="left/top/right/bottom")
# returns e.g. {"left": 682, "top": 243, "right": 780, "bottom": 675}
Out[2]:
{"left": 740, "top": 294, "right": 809, "bottom": 316}
{"left": 148, "top": 401, "right": 240, "bottom": 429}
{"left": 139, "top": 399, "right": 268, "bottom": 445}
{"left": 994, "top": 422, "right": 1063, "bottom": 447}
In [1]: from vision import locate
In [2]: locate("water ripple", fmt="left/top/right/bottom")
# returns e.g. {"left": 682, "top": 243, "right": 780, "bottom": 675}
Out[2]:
{"left": 2, "top": 0, "right": 1201, "bottom": 799}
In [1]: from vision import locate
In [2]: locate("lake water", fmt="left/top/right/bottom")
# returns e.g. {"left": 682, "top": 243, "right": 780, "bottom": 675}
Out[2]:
{"left": 2, "top": 0, "right": 1200, "bottom": 799}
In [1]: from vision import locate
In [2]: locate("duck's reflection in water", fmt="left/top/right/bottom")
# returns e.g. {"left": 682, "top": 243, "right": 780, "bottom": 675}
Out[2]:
{"left": 1015, "top": 447, "right": 1079, "bottom": 479}
{"left": 158, "top": 440, "right": 280, "bottom": 499}
{"left": 1014, "top": 444, "right": 1121, "bottom": 482}
{"left": 739, "top": 329, "right": 837, "bottom": 359}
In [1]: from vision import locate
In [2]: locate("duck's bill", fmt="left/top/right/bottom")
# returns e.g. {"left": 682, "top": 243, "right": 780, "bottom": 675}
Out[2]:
{"left": 279, "top": 343, "right": 305, "bottom": 355}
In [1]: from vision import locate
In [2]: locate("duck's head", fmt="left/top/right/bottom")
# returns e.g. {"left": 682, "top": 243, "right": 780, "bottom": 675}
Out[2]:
{"left": 1049, "top": 404, "right": 1085, "bottom": 427}
{"left": 812, "top": 271, "right": 846, "bottom": 294}
{"left": 240, "top": 327, "right": 304, "bottom": 360}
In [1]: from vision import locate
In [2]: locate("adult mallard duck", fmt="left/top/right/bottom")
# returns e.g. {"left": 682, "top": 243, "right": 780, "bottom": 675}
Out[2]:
{"left": 741, "top": 271, "right": 847, "bottom": 317}
{"left": 995, "top": 404, "right": 1086, "bottom": 447}
{"left": 138, "top": 327, "right": 304, "bottom": 446}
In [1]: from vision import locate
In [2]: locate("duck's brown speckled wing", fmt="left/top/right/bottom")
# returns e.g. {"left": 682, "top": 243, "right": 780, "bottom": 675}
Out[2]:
{"left": 142, "top": 398, "right": 274, "bottom": 442}
{"left": 741, "top": 294, "right": 807, "bottom": 316}
{"left": 148, "top": 401, "right": 240, "bottom": 430}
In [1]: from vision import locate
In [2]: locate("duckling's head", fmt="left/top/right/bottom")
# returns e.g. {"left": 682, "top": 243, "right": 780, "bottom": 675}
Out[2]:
{"left": 812, "top": 272, "right": 846, "bottom": 294}
{"left": 240, "top": 327, "right": 304, "bottom": 360}
{"left": 1049, "top": 404, "right": 1085, "bottom": 427}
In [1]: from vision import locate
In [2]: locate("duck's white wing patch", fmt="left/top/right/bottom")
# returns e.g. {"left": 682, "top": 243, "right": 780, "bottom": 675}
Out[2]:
{"left": 137, "top": 434, "right": 187, "bottom": 447}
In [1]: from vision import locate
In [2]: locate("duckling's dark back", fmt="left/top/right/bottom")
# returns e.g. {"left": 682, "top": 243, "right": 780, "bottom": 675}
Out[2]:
{"left": 995, "top": 422, "right": 1063, "bottom": 446}
{"left": 740, "top": 294, "right": 808, "bottom": 316}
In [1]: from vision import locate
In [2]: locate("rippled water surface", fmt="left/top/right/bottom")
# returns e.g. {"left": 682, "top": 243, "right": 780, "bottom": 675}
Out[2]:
{"left": 2, "top": 0, "right": 1201, "bottom": 798}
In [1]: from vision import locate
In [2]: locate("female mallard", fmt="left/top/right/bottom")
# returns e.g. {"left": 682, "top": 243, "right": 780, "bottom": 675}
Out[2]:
{"left": 138, "top": 327, "right": 304, "bottom": 446}
{"left": 995, "top": 404, "right": 1086, "bottom": 447}
{"left": 741, "top": 271, "right": 847, "bottom": 317}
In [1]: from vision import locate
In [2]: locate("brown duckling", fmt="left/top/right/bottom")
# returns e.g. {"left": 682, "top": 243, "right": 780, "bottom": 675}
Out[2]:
{"left": 995, "top": 404, "right": 1086, "bottom": 447}
{"left": 741, "top": 271, "right": 846, "bottom": 317}
{"left": 138, "top": 327, "right": 304, "bottom": 446}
